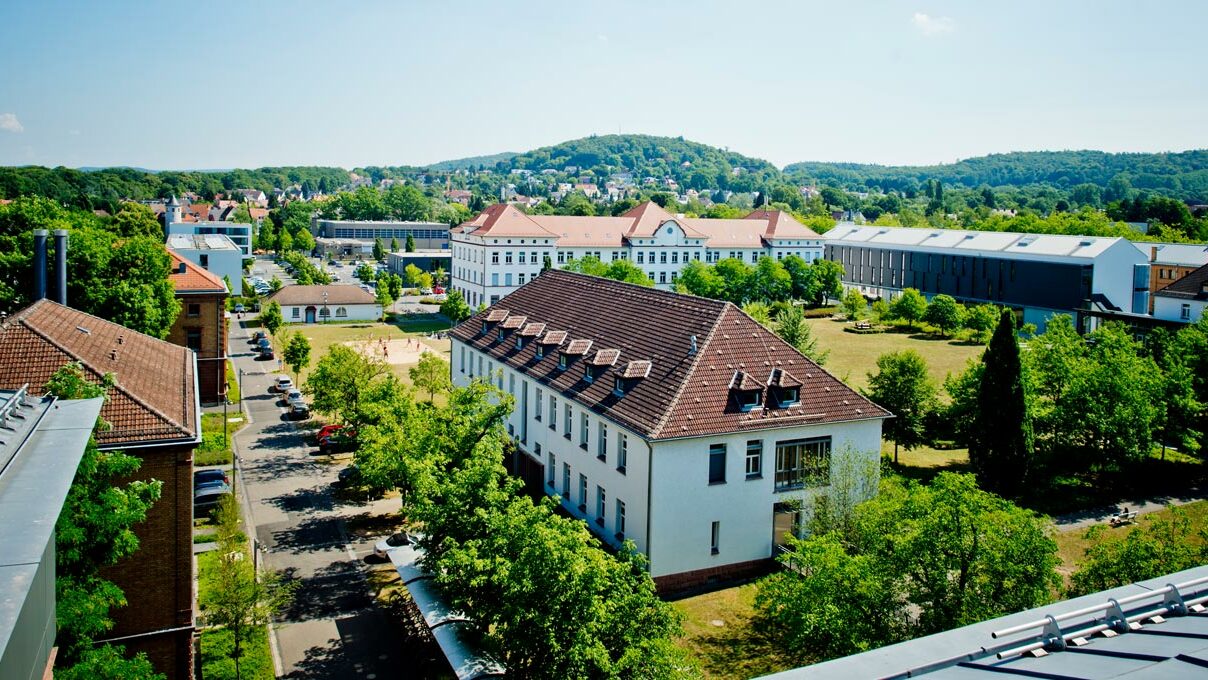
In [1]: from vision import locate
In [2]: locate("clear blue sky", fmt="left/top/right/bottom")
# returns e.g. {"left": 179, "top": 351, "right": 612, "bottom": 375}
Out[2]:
{"left": 1, "top": 1, "right": 1205, "bottom": 170}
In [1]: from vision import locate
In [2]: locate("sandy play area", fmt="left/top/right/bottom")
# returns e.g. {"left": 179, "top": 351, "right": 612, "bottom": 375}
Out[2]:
{"left": 346, "top": 336, "right": 438, "bottom": 366}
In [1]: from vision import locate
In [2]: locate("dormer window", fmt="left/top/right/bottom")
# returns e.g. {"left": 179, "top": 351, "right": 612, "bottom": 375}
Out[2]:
{"left": 736, "top": 389, "right": 762, "bottom": 412}
{"left": 515, "top": 336, "right": 526, "bottom": 350}
{"left": 497, "top": 327, "right": 505, "bottom": 341}
{"left": 481, "top": 321, "right": 489, "bottom": 335}
{"left": 558, "top": 353, "right": 569, "bottom": 370}
{"left": 535, "top": 345, "right": 545, "bottom": 359}
{"left": 584, "top": 365, "right": 597, "bottom": 383}
{"left": 778, "top": 387, "right": 799, "bottom": 407}
{"left": 613, "top": 376, "right": 625, "bottom": 396}
{"left": 766, "top": 368, "right": 803, "bottom": 409}
{"left": 731, "top": 370, "right": 764, "bottom": 412}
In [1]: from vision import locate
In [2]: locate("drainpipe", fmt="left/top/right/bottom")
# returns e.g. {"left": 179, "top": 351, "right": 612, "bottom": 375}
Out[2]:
{"left": 645, "top": 438, "right": 654, "bottom": 573}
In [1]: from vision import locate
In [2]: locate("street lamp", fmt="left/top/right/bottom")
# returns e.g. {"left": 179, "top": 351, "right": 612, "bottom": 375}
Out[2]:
{"left": 323, "top": 290, "right": 329, "bottom": 321}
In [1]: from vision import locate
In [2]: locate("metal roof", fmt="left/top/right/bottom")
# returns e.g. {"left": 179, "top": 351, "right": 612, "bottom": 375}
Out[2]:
{"left": 1135, "top": 242, "right": 1208, "bottom": 267}
{"left": 0, "top": 390, "right": 103, "bottom": 664}
{"left": 826, "top": 224, "right": 1132, "bottom": 262}
{"left": 760, "top": 565, "right": 1208, "bottom": 680}
{"left": 166, "top": 233, "right": 241, "bottom": 251}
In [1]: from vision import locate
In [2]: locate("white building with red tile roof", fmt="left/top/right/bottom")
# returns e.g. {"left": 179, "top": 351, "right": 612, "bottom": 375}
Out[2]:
{"left": 450, "top": 270, "right": 887, "bottom": 590}
{"left": 450, "top": 201, "right": 824, "bottom": 308}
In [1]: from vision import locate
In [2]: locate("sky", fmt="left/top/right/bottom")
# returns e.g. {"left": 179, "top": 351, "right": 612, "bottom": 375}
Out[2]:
{"left": 1, "top": 1, "right": 1206, "bottom": 170}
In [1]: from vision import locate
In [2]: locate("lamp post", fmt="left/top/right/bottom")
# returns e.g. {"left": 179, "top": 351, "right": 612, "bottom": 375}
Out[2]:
{"left": 323, "top": 290, "right": 329, "bottom": 322}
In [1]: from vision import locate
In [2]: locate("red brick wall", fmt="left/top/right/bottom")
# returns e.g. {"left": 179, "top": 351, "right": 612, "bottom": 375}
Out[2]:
{"left": 166, "top": 292, "right": 227, "bottom": 404}
{"left": 98, "top": 443, "right": 196, "bottom": 680}
{"left": 653, "top": 558, "right": 774, "bottom": 595}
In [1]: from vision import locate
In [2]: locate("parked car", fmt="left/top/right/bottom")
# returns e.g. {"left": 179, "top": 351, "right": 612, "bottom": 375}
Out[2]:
{"left": 194, "top": 483, "right": 231, "bottom": 514}
{"left": 320, "top": 428, "right": 358, "bottom": 455}
{"left": 234, "top": 303, "right": 246, "bottom": 313}
{"left": 432, "top": 286, "right": 445, "bottom": 295}
{"left": 194, "top": 468, "right": 229, "bottom": 487}
{"left": 314, "top": 423, "right": 346, "bottom": 443}
{"left": 274, "top": 376, "right": 294, "bottom": 393}
{"left": 258, "top": 346, "right": 275, "bottom": 360}
{"left": 373, "top": 532, "right": 412, "bottom": 558}
{"left": 257, "top": 337, "right": 271, "bottom": 350}
{"left": 251, "top": 331, "right": 266, "bottom": 343}
{"left": 420, "top": 288, "right": 433, "bottom": 296}
{"left": 290, "top": 401, "right": 311, "bottom": 419}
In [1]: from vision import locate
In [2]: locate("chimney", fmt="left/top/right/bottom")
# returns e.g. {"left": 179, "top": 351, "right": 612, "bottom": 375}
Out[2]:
{"left": 33, "top": 230, "right": 48, "bottom": 300}
{"left": 1150, "top": 246, "right": 1158, "bottom": 261}
{"left": 53, "top": 229, "right": 68, "bottom": 306}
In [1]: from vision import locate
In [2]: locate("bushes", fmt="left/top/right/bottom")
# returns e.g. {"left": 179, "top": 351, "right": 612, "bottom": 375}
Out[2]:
{"left": 199, "top": 625, "right": 274, "bottom": 680}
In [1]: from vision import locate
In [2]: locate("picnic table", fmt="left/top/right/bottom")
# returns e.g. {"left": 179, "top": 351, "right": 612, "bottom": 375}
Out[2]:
{"left": 854, "top": 321, "right": 872, "bottom": 330}
{"left": 1109, "top": 508, "right": 1138, "bottom": 527}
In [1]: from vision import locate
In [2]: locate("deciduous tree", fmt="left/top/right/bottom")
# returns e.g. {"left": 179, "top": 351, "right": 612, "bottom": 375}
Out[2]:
{"left": 888, "top": 288, "right": 927, "bottom": 329}
{"left": 283, "top": 332, "right": 312, "bottom": 382}
{"left": 776, "top": 304, "right": 828, "bottom": 365}
{"left": 440, "top": 289, "right": 471, "bottom": 323}
{"left": 260, "top": 301, "right": 283, "bottom": 337}
{"left": 923, "top": 294, "right": 964, "bottom": 336}
{"left": 303, "top": 344, "right": 391, "bottom": 426}
{"left": 865, "top": 350, "right": 936, "bottom": 463}
{"left": 409, "top": 350, "right": 451, "bottom": 402}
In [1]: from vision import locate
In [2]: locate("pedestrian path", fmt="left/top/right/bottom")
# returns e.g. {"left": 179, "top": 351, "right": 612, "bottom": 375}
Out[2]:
{"left": 1053, "top": 486, "right": 1207, "bottom": 531}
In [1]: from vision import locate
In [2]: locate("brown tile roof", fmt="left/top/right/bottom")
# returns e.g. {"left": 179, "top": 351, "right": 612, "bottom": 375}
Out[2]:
{"left": 564, "top": 339, "right": 593, "bottom": 355}
{"left": 168, "top": 249, "right": 227, "bottom": 293}
{"left": 767, "top": 367, "right": 803, "bottom": 389}
{"left": 540, "top": 330, "right": 567, "bottom": 346}
{"left": 459, "top": 203, "right": 560, "bottom": 238}
{"left": 1156, "top": 262, "right": 1208, "bottom": 301}
{"left": 589, "top": 348, "right": 620, "bottom": 366}
{"left": 500, "top": 315, "right": 527, "bottom": 329}
{"left": 450, "top": 270, "right": 888, "bottom": 439}
{"left": 485, "top": 308, "right": 510, "bottom": 322}
{"left": 518, "top": 322, "right": 546, "bottom": 337}
{"left": 620, "top": 360, "right": 652, "bottom": 379}
{"left": 265, "top": 285, "right": 377, "bottom": 306}
{"left": 731, "top": 370, "right": 764, "bottom": 391}
{"left": 745, "top": 209, "right": 822, "bottom": 239}
{"left": 0, "top": 300, "right": 198, "bottom": 447}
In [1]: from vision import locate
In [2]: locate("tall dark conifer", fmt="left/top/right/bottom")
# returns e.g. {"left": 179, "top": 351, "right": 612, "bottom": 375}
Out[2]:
{"left": 970, "top": 310, "right": 1033, "bottom": 496}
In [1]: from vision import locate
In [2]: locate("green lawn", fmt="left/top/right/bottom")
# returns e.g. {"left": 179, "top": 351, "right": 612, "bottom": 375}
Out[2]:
{"left": 196, "top": 412, "right": 233, "bottom": 466}
{"left": 1053, "top": 499, "right": 1208, "bottom": 580}
{"left": 672, "top": 584, "right": 795, "bottom": 680}
{"left": 225, "top": 359, "right": 241, "bottom": 403}
{"left": 806, "top": 318, "right": 984, "bottom": 391}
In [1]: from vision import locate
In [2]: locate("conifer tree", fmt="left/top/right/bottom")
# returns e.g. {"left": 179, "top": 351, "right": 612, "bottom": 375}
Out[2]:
{"left": 970, "top": 310, "right": 1033, "bottom": 496}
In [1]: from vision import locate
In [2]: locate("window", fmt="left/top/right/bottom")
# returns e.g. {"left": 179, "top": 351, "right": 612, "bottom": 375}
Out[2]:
{"left": 515, "top": 336, "right": 524, "bottom": 350}
{"left": 746, "top": 440, "right": 763, "bottom": 479}
{"left": 597, "top": 423, "right": 608, "bottom": 461}
{"left": 519, "top": 251, "right": 526, "bottom": 264}
{"left": 199, "top": 254, "right": 209, "bottom": 268}
{"left": 530, "top": 251, "right": 537, "bottom": 263}
{"left": 775, "top": 437, "right": 832, "bottom": 491}
{"left": 671, "top": 251, "right": 679, "bottom": 264}
{"left": 660, "top": 252, "right": 667, "bottom": 264}
{"left": 596, "top": 486, "right": 606, "bottom": 526}
{"left": 535, "top": 389, "right": 543, "bottom": 421}
{"left": 563, "top": 463, "right": 571, "bottom": 498}
{"left": 186, "top": 303, "right": 201, "bottom": 318}
{"left": 659, "top": 272, "right": 667, "bottom": 284}
{"left": 617, "top": 434, "right": 628, "bottom": 473}
{"left": 335, "top": 307, "right": 347, "bottom": 318}
{"left": 505, "top": 251, "right": 513, "bottom": 264}
{"left": 519, "top": 273, "right": 526, "bottom": 285}
{"left": 776, "top": 387, "right": 799, "bottom": 407}
{"left": 637, "top": 252, "right": 645, "bottom": 264}
{"left": 185, "top": 328, "right": 202, "bottom": 351}
{"left": 535, "top": 344, "right": 545, "bottom": 359}
{"left": 477, "top": 356, "right": 483, "bottom": 376}
{"left": 579, "top": 412, "right": 589, "bottom": 449}
{"left": 491, "top": 273, "right": 500, "bottom": 286}
{"left": 547, "top": 452, "right": 556, "bottom": 487}
{"left": 497, "top": 328, "right": 505, "bottom": 342}
{"left": 615, "top": 499, "right": 626, "bottom": 538}
{"left": 505, "top": 273, "right": 513, "bottom": 286}
{"left": 549, "top": 395, "right": 557, "bottom": 430}
{"left": 491, "top": 251, "right": 499, "bottom": 264}
{"left": 710, "top": 521, "right": 720, "bottom": 555}
{"left": 319, "top": 307, "right": 330, "bottom": 318}
{"left": 736, "top": 389, "right": 762, "bottom": 412}
{"left": 708, "top": 444, "right": 726, "bottom": 484}
{"left": 292, "top": 307, "right": 300, "bottom": 318}
{"left": 578, "top": 473, "right": 588, "bottom": 511}
{"left": 564, "top": 404, "right": 572, "bottom": 438}
{"left": 1182, "top": 303, "right": 1192, "bottom": 320}
{"left": 557, "top": 252, "right": 565, "bottom": 264}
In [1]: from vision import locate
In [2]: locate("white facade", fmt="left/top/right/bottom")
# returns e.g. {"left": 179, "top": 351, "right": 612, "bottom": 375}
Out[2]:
{"left": 451, "top": 339, "right": 883, "bottom": 580}
{"left": 164, "top": 198, "right": 253, "bottom": 256}
{"left": 282, "top": 301, "right": 381, "bottom": 324}
{"left": 450, "top": 205, "right": 824, "bottom": 308}
{"left": 166, "top": 234, "right": 244, "bottom": 295}
{"left": 1153, "top": 295, "right": 1206, "bottom": 323}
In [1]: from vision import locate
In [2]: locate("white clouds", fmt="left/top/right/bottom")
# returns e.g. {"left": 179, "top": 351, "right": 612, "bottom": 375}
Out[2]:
{"left": 912, "top": 12, "right": 956, "bottom": 37}
{"left": 0, "top": 113, "right": 23, "bottom": 133}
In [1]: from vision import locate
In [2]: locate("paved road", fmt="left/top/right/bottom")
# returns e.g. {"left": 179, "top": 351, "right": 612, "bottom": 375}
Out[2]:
{"left": 228, "top": 316, "right": 412, "bottom": 679}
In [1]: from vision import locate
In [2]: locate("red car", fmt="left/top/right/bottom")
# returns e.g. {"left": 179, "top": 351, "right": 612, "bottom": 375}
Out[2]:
{"left": 432, "top": 286, "right": 445, "bottom": 294}
{"left": 316, "top": 424, "right": 345, "bottom": 442}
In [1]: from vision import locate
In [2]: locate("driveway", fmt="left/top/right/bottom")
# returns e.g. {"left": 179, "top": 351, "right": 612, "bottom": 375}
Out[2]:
{"left": 228, "top": 316, "right": 427, "bottom": 679}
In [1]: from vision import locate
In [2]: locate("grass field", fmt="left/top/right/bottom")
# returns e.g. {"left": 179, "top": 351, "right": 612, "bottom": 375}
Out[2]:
{"left": 672, "top": 583, "right": 794, "bottom": 679}
{"left": 806, "top": 317, "right": 984, "bottom": 391}
{"left": 1052, "top": 499, "right": 1208, "bottom": 579}
{"left": 271, "top": 320, "right": 450, "bottom": 384}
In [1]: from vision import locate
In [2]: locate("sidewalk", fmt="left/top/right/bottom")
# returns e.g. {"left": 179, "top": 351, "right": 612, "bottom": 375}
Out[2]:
{"left": 1052, "top": 485, "right": 1208, "bottom": 531}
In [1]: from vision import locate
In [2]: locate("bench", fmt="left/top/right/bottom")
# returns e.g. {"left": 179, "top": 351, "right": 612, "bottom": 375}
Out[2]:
{"left": 854, "top": 321, "right": 872, "bottom": 330}
{"left": 1109, "top": 510, "right": 1138, "bottom": 527}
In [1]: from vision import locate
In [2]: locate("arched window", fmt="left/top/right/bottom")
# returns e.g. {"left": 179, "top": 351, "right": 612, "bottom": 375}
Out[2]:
{"left": 335, "top": 307, "right": 347, "bottom": 318}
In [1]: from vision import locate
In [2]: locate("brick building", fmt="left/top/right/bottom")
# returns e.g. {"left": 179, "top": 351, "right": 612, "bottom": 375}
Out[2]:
{"left": 0, "top": 300, "right": 200, "bottom": 679}
{"left": 450, "top": 270, "right": 888, "bottom": 591}
{"left": 167, "top": 249, "right": 229, "bottom": 404}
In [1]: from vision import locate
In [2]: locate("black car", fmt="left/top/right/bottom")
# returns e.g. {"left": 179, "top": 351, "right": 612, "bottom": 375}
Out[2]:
{"left": 194, "top": 483, "right": 231, "bottom": 514}
{"left": 259, "top": 346, "right": 275, "bottom": 360}
{"left": 251, "top": 331, "right": 266, "bottom": 343}
{"left": 194, "top": 468, "right": 229, "bottom": 488}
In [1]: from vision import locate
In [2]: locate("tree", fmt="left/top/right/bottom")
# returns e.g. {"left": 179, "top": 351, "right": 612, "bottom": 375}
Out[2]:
{"left": 809, "top": 259, "right": 844, "bottom": 306}
{"left": 292, "top": 228, "right": 315, "bottom": 254}
{"left": 749, "top": 256, "right": 792, "bottom": 302}
{"left": 283, "top": 332, "right": 312, "bottom": 382}
{"left": 781, "top": 254, "right": 815, "bottom": 301}
{"left": 870, "top": 299, "right": 890, "bottom": 322}
{"left": 403, "top": 263, "right": 424, "bottom": 287}
{"left": 923, "top": 294, "right": 964, "bottom": 336}
{"left": 410, "top": 351, "right": 452, "bottom": 402}
{"left": 888, "top": 288, "right": 927, "bottom": 329}
{"left": 44, "top": 363, "right": 164, "bottom": 671}
{"left": 387, "top": 272, "right": 405, "bottom": 299}
{"left": 268, "top": 276, "right": 283, "bottom": 293}
{"left": 1069, "top": 507, "right": 1207, "bottom": 596}
{"left": 303, "top": 344, "right": 391, "bottom": 426}
{"left": 970, "top": 311, "right": 1034, "bottom": 497}
{"left": 776, "top": 305, "right": 828, "bottom": 365}
{"left": 440, "top": 289, "right": 471, "bottom": 323}
{"left": 200, "top": 497, "right": 295, "bottom": 680}
{"left": 563, "top": 254, "right": 608, "bottom": 277}
{"left": 405, "top": 233, "right": 416, "bottom": 252}
{"left": 375, "top": 278, "right": 396, "bottom": 314}
{"left": 962, "top": 304, "right": 999, "bottom": 343}
{"left": 864, "top": 350, "right": 937, "bottom": 463}
{"left": 840, "top": 289, "right": 865, "bottom": 320}
{"left": 390, "top": 237, "right": 399, "bottom": 252}
{"left": 542, "top": 255, "right": 552, "bottom": 272}
{"left": 603, "top": 259, "right": 654, "bottom": 287}
{"left": 678, "top": 260, "right": 725, "bottom": 299}
{"left": 755, "top": 533, "right": 904, "bottom": 663}
{"left": 355, "top": 263, "right": 376, "bottom": 284}
{"left": 373, "top": 237, "right": 385, "bottom": 261}
{"left": 855, "top": 473, "right": 1059, "bottom": 634}
{"left": 713, "top": 258, "right": 753, "bottom": 304}
{"left": 383, "top": 184, "right": 430, "bottom": 221}
{"left": 260, "top": 301, "right": 283, "bottom": 337}
{"left": 110, "top": 203, "right": 163, "bottom": 239}
{"left": 56, "top": 645, "right": 164, "bottom": 680}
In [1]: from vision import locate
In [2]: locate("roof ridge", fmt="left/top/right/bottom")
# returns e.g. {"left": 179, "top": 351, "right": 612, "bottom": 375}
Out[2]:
{"left": 16, "top": 301, "right": 194, "bottom": 438}
{"left": 650, "top": 302, "right": 728, "bottom": 439}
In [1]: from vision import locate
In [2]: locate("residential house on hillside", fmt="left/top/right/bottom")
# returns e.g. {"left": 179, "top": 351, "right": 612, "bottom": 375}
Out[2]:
{"left": 167, "top": 250, "right": 229, "bottom": 404}
{"left": 1153, "top": 262, "right": 1208, "bottom": 324}
{"left": 450, "top": 270, "right": 889, "bottom": 591}
{"left": 0, "top": 388, "right": 102, "bottom": 680}
{"left": 265, "top": 284, "right": 381, "bottom": 323}
{"left": 450, "top": 201, "right": 825, "bottom": 308}
{"left": 0, "top": 300, "right": 200, "bottom": 680}
{"left": 824, "top": 223, "right": 1151, "bottom": 333}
